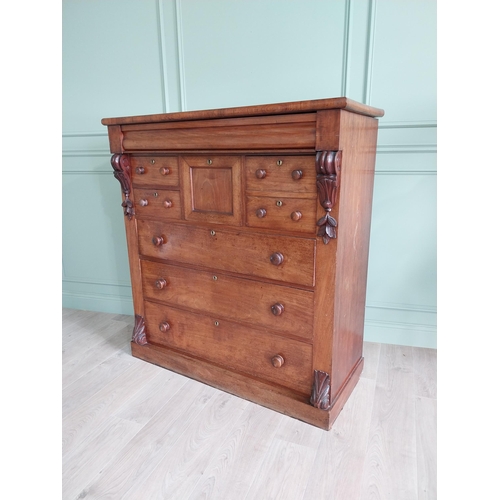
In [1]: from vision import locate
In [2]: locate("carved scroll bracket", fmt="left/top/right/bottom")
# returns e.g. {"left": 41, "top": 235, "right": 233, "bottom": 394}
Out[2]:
{"left": 310, "top": 369, "right": 331, "bottom": 410}
{"left": 111, "top": 153, "right": 134, "bottom": 219}
{"left": 315, "top": 150, "right": 342, "bottom": 244}
{"left": 132, "top": 314, "right": 147, "bottom": 345}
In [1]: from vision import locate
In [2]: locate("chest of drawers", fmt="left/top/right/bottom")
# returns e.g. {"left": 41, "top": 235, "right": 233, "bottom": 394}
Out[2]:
{"left": 102, "top": 97, "right": 384, "bottom": 430}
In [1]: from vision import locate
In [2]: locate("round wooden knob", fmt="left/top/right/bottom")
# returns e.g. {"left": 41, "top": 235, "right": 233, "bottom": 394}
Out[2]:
{"left": 139, "top": 199, "right": 148, "bottom": 207}
{"left": 152, "top": 235, "right": 165, "bottom": 246}
{"left": 155, "top": 278, "right": 167, "bottom": 289}
{"left": 291, "top": 169, "right": 303, "bottom": 180}
{"left": 255, "top": 169, "right": 267, "bottom": 179}
{"left": 290, "top": 211, "right": 302, "bottom": 221}
{"left": 271, "top": 355, "right": 285, "bottom": 368}
{"left": 256, "top": 208, "right": 267, "bottom": 218}
{"left": 160, "top": 167, "right": 170, "bottom": 175}
{"left": 159, "top": 321, "right": 170, "bottom": 333}
{"left": 270, "top": 252, "right": 284, "bottom": 266}
{"left": 164, "top": 200, "right": 173, "bottom": 208}
{"left": 135, "top": 166, "right": 145, "bottom": 174}
{"left": 271, "top": 303, "right": 284, "bottom": 316}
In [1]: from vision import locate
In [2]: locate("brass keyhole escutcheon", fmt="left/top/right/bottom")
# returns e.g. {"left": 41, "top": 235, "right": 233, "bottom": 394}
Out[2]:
{"left": 276, "top": 200, "right": 283, "bottom": 207}
{"left": 154, "top": 192, "right": 159, "bottom": 197}
{"left": 213, "top": 275, "right": 218, "bottom": 281}
{"left": 150, "top": 159, "right": 156, "bottom": 164}
{"left": 210, "top": 230, "right": 216, "bottom": 236}
{"left": 276, "top": 160, "right": 283, "bottom": 166}
{"left": 214, "top": 320, "right": 220, "bottom": 326}
{"left": 207, "top": 159, "right": 213, "bottom": 165}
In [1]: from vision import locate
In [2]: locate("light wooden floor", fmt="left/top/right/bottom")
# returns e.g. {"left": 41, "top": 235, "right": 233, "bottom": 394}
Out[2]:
{"left": 62, "top": 308, "right": 437, "bottom": 500}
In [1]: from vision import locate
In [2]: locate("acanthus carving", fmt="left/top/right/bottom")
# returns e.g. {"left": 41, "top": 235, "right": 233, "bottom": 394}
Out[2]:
{"left": 111, "top": 153, "right": 134, "bottom": 219}
{"left": 315, "top": 150, "right": 342, "bottom": 244}
{"left": 132, "top": 314, "right": 147, "bottom": 345}
{"left": 310, "top": 369, "right": 331, "bottom": 410}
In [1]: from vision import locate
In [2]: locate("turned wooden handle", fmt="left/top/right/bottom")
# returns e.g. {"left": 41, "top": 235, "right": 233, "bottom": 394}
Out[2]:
{"left": 164, "top": 200, "right": 173, "bottom": 208}
{"left": 270, "top": 252, "right": 284, "bottom": 266}
{"left": 271, "top": 303, "right": 284, "bottom": 316}
{"left": 291, "top": 169, "right": 303, "bottom": 180}
{"left": 255, "top": 169, "right": 267, "bottom": 179}
{"left": 139, "top": 199, "right": 148, "bottom": 207}
{"left": 256, "top": 208, "right": 267, "bottom": 218}
{"left": 135, "top": 166, "right": 145, "bottom": 174}
{"left": 290, "top": 211, "right": 302, "bottom": 221}
{"left": 155, "top": 278, "right": 167, "bottom": 289}
{"left": 152, "top": 235, "right": 165, "bottom": 246}
{"left": 271, "top": 355, "right": 285, "bottom": 368}
{"left": 159, "top": 167, "right": 170, "bottom": 175}
{"left": 159, "top": 321, "right": 170, "bottom": 333}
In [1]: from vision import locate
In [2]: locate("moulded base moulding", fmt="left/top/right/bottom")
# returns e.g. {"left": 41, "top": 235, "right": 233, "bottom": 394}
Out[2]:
{"left": 130, "top": 342, "right": 364, "bottom": 430}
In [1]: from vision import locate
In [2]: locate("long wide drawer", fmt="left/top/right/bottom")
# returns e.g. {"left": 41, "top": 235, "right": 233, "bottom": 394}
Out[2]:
{"left": 143, "top": 300, "right": 313, "bottom": 394}
{"left": 141, "top": 260, "right": 314, "bottom": 340}
{"left": 137, "top": 220, "right": 316, "bottom": 287}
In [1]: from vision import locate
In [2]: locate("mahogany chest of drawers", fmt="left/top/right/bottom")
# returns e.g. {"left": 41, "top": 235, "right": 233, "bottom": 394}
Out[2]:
{"left": 102, "top": 97, "right": 384, "bottom": 430}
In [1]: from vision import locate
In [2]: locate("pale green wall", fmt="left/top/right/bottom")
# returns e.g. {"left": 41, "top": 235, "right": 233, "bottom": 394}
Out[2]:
{"left": 62, "top": 0, "right": 436, "bottom": 348}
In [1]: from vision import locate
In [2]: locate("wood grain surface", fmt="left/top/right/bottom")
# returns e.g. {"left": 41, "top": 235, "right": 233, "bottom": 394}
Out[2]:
{"left": 62, "top": 310, "right": 436, "bottom": 500}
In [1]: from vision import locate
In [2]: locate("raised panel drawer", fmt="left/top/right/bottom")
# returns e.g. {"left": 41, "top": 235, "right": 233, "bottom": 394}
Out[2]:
{"left": 180, "top": 155, "right": 242, "bottom": 226}
{"left": 143, "top": 300, "right": 313, "bottom": 394}
{"left": 141, "top": 260, "right": 314, "bottom": 340}
{"left": 246, "top": 196, "right": 317, "bottom": 234}
{"left": 137, "top": 220, "right": 316, "bottom": 287}
{"left": 134, "top": 188, "right": 181, "bottom": 220}
{"left": 130, "top": 156, "right": 179, "bottom": 187}
{"left": 245, "top": 156, "right": 316, "bottom": 196}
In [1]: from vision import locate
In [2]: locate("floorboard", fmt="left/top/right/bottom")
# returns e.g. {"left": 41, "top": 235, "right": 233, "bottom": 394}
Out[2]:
{"left": 62, "top": 309, "right": 437, "bottom": 500}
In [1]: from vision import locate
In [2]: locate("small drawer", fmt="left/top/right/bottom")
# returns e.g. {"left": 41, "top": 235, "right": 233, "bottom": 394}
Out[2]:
{"left": 141, "top": 260, "right": 314, "bottom": 340}
{"left": 130, "top": 156, "right": 179, "bottom": 187}
{"left": 245, "top": 156, "right": 316, "bottom": 195}
{"left": 246, "top": 196, "right": 317, "bottom": 234}
{"left": 134, "top": 188, "right": 181, "bottom": 220}
{"left": 143, "top": 301, "right": 313, "bottom": 395}
{"left": 137, "top": 220, "right": 316, "bottom": 287}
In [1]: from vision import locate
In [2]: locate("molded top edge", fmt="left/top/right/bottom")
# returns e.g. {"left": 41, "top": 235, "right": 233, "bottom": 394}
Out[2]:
{"left": 101, "top": 97, "right": 384, "bottom": 126}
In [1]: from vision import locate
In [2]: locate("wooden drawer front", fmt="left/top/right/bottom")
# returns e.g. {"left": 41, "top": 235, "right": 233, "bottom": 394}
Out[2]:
{"left": 137, "top": 220, "right": 316, "bottom": 287}
{"left": 143, "top": 301, "right": 313, "bottom": 394}
{"left": 130, "top": 156, "right": 179, "bottom": 187}
{"left": 245, "top": 156, "right": 316, "bottom": 195}
{"left": 120, "top": 114, "right": 317, "bottom": 151}
{"left": 180, "top": 155, "right": 242, "bottom": 226}
{"left": 246, "top": 196, "right": 317, "bottom": 234}
{"left": 141, "top": 260, "right": 314, "bottom": 340}
{"left": 134, "top": 188, "right": 181, "bottom": 220}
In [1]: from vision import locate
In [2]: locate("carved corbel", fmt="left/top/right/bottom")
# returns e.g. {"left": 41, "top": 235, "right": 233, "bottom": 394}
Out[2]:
{"left": 111, "top": 153, "right": 134, "bottom": 219}
{"left": 132, "top": 314, "right": 147, "bottom": 345}
{"left": 316, "top": 150, "right": 342, "bottom": 244}
{"left": 310, "top": 369, "right": 331, "bottom": 410}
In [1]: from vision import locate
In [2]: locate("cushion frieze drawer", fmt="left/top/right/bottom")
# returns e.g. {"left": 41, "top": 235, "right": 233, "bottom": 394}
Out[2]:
{"left": 137, "top": 220, "right": 316, "bottom": 287}
{"left": 246, "top": 195, "right": 317, "bottom": 234}
{"left": 141, "top": 259, "right": 314, "bottom": 340}
{"left": 143, "top": 301, "right": 313, "bottom": 395}
{"left": 130, "top": 156, "right": 179, "bottom": 187}
{"left": 134, "top": 188, "right": 181, "bottom": 220}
